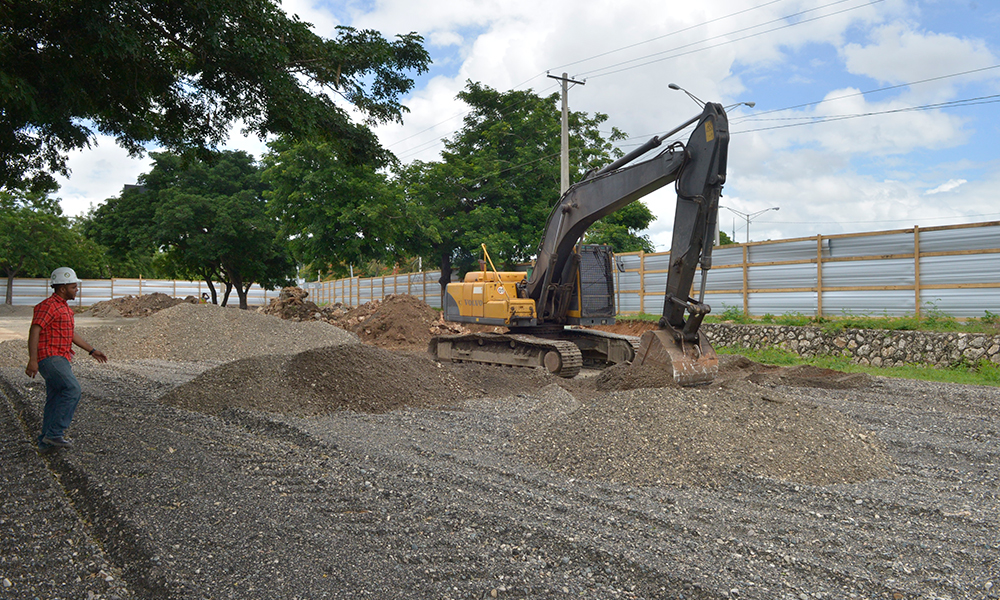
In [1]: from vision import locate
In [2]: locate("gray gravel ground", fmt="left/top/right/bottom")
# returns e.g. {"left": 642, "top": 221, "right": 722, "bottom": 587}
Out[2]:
{"left": 2, "top": 353, "right": 999, "bottom": 600}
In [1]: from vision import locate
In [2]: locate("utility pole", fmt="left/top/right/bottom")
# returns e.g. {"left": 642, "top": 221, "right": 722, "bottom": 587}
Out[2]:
{"left": 547, "top": 72, "right": 585, "bottom": 194}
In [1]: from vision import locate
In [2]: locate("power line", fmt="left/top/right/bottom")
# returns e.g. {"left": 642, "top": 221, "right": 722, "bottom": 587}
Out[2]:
{"left": 548, "top": 0, "right": 790, "bottom": 73}
{"left": 581, "top": 0, "right": 883, "bottom": 80}
{"left": 733, "top": 94, "right": 1000, "bottom": 134}
{"left": 729, "top": 63, "right": 1000, "bottom": 123}
{"left": 386, "top": 1, "right": 802, "bottom": 160}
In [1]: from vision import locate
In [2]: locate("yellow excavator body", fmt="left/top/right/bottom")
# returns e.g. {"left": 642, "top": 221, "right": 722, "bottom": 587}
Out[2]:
{"left": 443, "top": 271, "right": 536, "bottom": 325}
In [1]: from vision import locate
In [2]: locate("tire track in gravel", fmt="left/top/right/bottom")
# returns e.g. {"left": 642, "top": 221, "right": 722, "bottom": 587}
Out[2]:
{"left": 5, "top": 367, "right": 699, "bottom": 598}
{"left": 274, "top": 401, "right": 893, "bottom": 599}
{"left": 272, "top": 380, "right": 999, "bottom": 600}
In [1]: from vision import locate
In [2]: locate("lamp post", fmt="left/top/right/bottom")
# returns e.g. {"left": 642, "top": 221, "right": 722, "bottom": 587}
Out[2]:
{"left": 721, "top": 206, "right": 780, "bottom": 244}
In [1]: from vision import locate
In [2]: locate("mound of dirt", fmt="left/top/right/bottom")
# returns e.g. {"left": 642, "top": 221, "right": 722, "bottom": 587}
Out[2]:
{"left": 0, "top": 304, "right": 34, "bottom": 316}
{"left": 88, "top": 293, "right": 196, "bottom": 318}
{"left": 159, "top": 344, "right": 466, "bottom": 416}
{"left": 79, "top": 302, "right": 358, "bottom": 362}
{"left": 258, "top": 287, "right": 347, "bottom": 322}
{"left": 328, "top": 294, "right": 466, "bottom": 350}
{"left": 516, "top": 375, "right": 891, "bottom": 487}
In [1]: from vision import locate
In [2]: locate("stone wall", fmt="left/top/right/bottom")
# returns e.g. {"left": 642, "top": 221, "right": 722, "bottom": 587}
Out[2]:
{"left": 701, "top": 323, "right": 1000, "bottom": 368}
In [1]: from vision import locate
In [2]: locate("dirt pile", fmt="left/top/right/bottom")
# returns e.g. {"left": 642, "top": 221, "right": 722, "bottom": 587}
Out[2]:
{"left": 260, "top": 289, "right": 467, "bottom": 350}
{"left": 595, "top": 353, "right": 872, "bottom": 391}
{"left": 517, "top": 373, "right": 890, "bottom": 487}
{"left": 79, "top": 302, "right": 358, "bottom": 362}
{"left": 258, "top": 287, "right": 346, "bottom": 322}
{"left": 159, "top": 344, "right": 466, "bottom": 416}
{"left": 87, "top": 292, "right": 197, "bottom": 318}
{"left": 326, "top": 294, "right": 467, "bottom": 350}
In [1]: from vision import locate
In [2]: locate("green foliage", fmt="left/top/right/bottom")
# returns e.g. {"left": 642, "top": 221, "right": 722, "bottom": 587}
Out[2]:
{"left": 86, "top": 150, "right": 294, "bottom": 308}
{"left": 262, "top": 138, "right": 432, "bottom": 278}
{"left": 583, "top": 202, "right": 655, "bottom": 253}
{"left": 0, "top": 0, "right": 429, "bottom": 191}
{"left": 716, "top": 346, "right": 1000, "bottom": 387}
{"left": 397, "top": 81, "right": 628, "bottom": 279}
{"left": 717, "top": 230, "right": 735, "bottom": 246}
{"left": 0, "top": 190, "right": 82, "bottom": 303}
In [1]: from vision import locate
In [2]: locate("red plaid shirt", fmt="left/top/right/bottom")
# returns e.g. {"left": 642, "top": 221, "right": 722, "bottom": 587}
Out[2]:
{"left": 32, "top": 293, "right": 75, "bottom": 361}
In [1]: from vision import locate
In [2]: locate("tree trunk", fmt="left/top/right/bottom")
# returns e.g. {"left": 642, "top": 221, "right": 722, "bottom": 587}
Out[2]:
{"left": 5, "top": 274, "right": 13, "bottom": 305}
{"left": 438, "top": 248, "right": 452, "bottom": 308}
{"left": 220, "top": 281, "right": 233, "bottom": 307}
{"left": 203, "top": 276, "right": 218, "bottom": 305}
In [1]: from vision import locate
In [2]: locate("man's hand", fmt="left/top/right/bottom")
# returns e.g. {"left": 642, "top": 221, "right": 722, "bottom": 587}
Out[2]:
{"left": 91, "top": 349, "right": 108, "bottom": 364}
{"left": 25, "top": 360, "right": 38, "bottom": 378}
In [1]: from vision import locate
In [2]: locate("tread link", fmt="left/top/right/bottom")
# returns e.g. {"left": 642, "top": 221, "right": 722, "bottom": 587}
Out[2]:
{"left": 429, "top": 333, "right": 583, "bottom": 378}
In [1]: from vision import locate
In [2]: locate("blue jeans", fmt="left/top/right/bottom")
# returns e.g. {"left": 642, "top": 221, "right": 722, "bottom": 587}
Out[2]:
{"left": 37, "top": 356, "right": 82, "bottom": 445}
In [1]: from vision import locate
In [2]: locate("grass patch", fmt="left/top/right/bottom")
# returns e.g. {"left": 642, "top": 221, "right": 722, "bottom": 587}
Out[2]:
{"left": 698, "top": 306, "right": 1000, "bottom": 335}
{"left": 717, "top": 346, "right": 1000, "bottom": 387}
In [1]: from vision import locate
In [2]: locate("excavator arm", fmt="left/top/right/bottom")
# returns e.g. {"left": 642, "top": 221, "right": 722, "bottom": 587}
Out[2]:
{"left": 526, "top": 103, "right": 729, "bottom": 335}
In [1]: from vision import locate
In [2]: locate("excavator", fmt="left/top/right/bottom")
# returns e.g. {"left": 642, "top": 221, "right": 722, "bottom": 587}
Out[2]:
{"left": 428, "top": 101, "right": 729, "bottom": 386}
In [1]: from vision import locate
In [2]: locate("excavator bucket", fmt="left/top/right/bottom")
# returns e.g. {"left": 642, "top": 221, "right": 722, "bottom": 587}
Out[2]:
{"left": 634, "top": 329, "right": 718, "bottom": 386}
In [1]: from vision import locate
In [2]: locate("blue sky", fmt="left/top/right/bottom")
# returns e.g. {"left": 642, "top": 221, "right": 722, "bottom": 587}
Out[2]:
{"left": 55, "top": 0, "right": 1000, "bottom": 251}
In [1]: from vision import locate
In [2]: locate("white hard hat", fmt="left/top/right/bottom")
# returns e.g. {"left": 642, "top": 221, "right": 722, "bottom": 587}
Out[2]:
{"left": 50, "top": 267, "right": 82, "bottom": 287}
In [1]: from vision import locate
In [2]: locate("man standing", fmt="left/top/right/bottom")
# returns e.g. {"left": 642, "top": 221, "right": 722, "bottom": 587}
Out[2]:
{"left": 25, "top": 267, "right": 108, "bottom": 452}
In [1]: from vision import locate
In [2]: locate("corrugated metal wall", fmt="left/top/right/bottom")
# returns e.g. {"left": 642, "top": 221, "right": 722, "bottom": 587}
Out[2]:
{"left": 8, "top": 222, "right": 997, "bottom": 319}
{"left": 613, "top": 221, "right": 1000, "bottom": 319}
{"left": 4, "top": 278, "right": 280, "bottom": 307}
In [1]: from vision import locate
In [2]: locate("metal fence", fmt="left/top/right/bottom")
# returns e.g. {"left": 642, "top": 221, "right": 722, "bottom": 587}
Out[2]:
{"left": 7, "top": 221, "right": 998, "bottom": 319}
{"left": 306, "top": 271, "right": 444, "bottom": 309}
{"left": 3, "top": 277, "right": 280, "bottom": 307}
{"left": 307, "top": 221, "right": 1000, "bottom": 319}
{"left": 614, "top": 221, "right": 1000, "bottom": 319}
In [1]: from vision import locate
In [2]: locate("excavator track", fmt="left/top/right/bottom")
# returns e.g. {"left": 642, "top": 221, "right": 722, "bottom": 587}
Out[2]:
{"left": 552, "top": 328, "right": 638, "bottom": 368}
{"left": 429, "top": 333, "right": 583, "bottom": 378}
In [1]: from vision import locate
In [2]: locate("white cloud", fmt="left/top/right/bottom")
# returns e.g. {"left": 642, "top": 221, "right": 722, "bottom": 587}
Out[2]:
{"left": 53, "top": 137, "right": 154, "bottom": 217}
{"left": 842, "top": 22, "right": 997, "bottom": 91}
{"left": 925, "top": 178, "right": 967, "bottom": 194}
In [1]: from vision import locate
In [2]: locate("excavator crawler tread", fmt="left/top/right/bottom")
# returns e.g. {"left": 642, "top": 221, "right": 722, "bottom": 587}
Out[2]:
{"left": 429, "top": 333, "right": 583, "bottom": 378}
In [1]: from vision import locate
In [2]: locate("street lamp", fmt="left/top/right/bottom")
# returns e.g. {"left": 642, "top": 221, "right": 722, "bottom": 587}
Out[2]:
{"left": 721, "top": 206, "right": 780, "bottom": 244}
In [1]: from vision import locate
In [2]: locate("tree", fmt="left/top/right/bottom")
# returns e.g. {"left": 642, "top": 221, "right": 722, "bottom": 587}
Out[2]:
{"left": 396, "top": 81, "right": 635, "bottom": 291}
{"left": 582, "top": 201, "right": 656, "bottom": 253}
{"left": 262, "top": 138, "right": 437, "bottom": 278}
{"left": 0, "top": 190, "right": 78, "bottom": 303}
{"left": 86, "top": 150, "right": 295, "bottom": 308}
{"left": 0, "top": 0, "right": 429, "bottom": 192}
{"left": 717, "top": 230, "right": 735, "bottom": 246}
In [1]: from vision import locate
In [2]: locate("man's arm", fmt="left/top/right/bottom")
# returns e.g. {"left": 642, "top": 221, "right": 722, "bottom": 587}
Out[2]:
{"left": 26, "top": 324, "right": 41, "bottom": 378}
{"left": 73, "top": 331, "right": 108, "bottom": 363}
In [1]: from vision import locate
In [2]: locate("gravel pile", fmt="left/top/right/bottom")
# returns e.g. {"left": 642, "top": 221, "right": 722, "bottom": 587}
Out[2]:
{"left": 159, "top": 344, "right": 468, "bottom": 416}
{"left": 87, "top": 292, "right": 196, "bottom": 318}
{"left": 79, "top": 302, "right": 359, "bottom": 361}
{"left": 516, "top": 377, "right": 891, "bottom": 487}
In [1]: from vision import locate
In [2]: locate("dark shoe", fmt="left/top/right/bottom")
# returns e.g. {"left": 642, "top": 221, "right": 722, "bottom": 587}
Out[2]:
{"left": 41, "top": 436, "right": 73, "bottom": 448}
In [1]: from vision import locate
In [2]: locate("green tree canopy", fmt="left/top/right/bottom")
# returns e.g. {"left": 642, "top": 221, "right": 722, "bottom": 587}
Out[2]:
{"left": 262, "top": 138, "right": 434, "bottom": 278}
{"left": 582, "top": 201, "right": 656, "bottom": 253}
{"left": 86, "top": 150, "right": 294, "bottom": 308}
{"left": 0, "top": 190, "right": 79, "bottom": 303}
{"left": 0, "top": 0, "right": 429, "bottom": 192}
{"left": 397, "top": 81, "right": 649, "bottom": 289}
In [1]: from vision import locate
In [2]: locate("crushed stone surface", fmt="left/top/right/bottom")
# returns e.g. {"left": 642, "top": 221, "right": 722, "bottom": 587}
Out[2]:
{"left": 0, "top": 294, "right": 997, "bottom": 599}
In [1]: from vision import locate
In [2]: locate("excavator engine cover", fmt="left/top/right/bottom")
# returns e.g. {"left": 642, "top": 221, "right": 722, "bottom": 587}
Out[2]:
{"left": 634, "top": 329, "right": 718, "bottom": 386}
